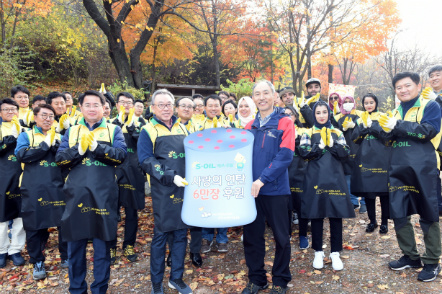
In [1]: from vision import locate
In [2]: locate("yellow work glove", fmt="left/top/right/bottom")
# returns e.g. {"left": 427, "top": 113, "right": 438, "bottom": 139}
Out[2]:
{"left": 360, "top": 111, "right": 372, "bottom": 128}
{"left": 86, "top": 132, "right": 98, "bottom": 151}
{"left": 78, "top": 131, "right": 91, "bottom": 155}
{"left": 44, "top": 126, "right": 57, "bottom": 147}
{"left": 306, "top": 93, "right": 320, "bottom": 105}
{"left": 69, "top": 106, "right": 77, "bottom": 117}
{"left": 99, "top": 83, "right": 106, "bottom": 94}
{"left": 23, "top": 109, "right": 34, "bottom": 127}
{"left": 326, "top": 128, "right": 333, "bottom": 147}
{"left": 422, "top": 87, "right": 437, "bottom": 100}
{"left": 299, "top": 91, "right": 307, "bottom": 108}
{"left": 319, "top": 127, "right": 327, "bottom": 149}
{"left": 56, "top": 114, "right": 70, "bottom": 132}
{"left": 342, "top": 117, "right": 355, "bottom": 131}
{"left": 379, "top": 113, "right": 397, "bottom": 133}
{"left": 126, "top": 108, "right": 135, "bottom": 127}
{"left": 118, "top": 106, "right": 126, "bottom": 124}
{"left": 213, "top": 116, "right": 218, "bottom": 128}
{"left": 228, "top": 114, "right": 234, "bottom": 123}
{"left": 10, "top": 116, "right": 21, "bottom": 138}
{"left": 333, "top": 101, "right": 339, "bottom": 116}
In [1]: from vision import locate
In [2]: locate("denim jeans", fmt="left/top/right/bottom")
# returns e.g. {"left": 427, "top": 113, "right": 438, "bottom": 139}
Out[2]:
{"left": 150, "top": 228, "right": 187, "bottom": 284}
{"left": 346, "top": 175, "right": 365, "bottom": 206}
{"left": 202, "top": 228, "right": 228, "bottom": 244}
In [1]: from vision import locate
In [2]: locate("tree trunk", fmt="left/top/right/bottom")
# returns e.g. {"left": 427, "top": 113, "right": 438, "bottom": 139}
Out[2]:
{"left": 213, "top": 40, "right": 220, "bottom": 88}
{"left": 328, "top": 64, "right": 334, "bottom": 83}
{"left": 108, "top": 38, "right": 134, "bottom": 87}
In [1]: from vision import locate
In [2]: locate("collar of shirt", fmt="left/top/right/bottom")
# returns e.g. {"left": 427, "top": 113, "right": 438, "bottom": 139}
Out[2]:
{"left": 85, "top": 118, "right": 104, "bottom": 131}
{"left": 257, "top": 108, "right": 275, "bottom": 127}
{"left": 434, "top": 89, "right": 442, "bottom": 96}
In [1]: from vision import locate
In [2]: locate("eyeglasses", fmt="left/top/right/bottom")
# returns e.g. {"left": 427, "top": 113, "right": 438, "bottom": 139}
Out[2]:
{"left": 179, "top": 104, "right": 194, "bottom": 110}
{"left": 195, "top": 104, "right": 204, "bottom": 108}
{"left": 329, "top": 96, "right": 339, "bottom": 100}
{"left": 15, "top": 96, "right": 29, "bottom": 100}
{"left": 119, "top": 101, "right": 133, "bottom": 106}
{"left": 1, "top": 108, "right": 18, "bottom": 113}
{"left": 39, "top": 114, "right": 55, "bottom": 120}
{"left": 154, "top": 103, "right": 173, "bottom": 110}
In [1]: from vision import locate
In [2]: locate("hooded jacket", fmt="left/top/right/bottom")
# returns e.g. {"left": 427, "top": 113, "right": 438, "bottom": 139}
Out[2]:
{"left": 245, "top": 107, "right": 295, "bottom": 196}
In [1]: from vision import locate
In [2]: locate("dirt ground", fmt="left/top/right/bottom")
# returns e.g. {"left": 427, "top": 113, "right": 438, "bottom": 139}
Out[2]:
{"left": 1, "top": 197, "right": 441, "bottom": 294}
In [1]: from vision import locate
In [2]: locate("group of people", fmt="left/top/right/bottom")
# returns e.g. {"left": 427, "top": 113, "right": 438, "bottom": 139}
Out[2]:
{"left": 0, "top": 65, "right": 441, "bottom": 294}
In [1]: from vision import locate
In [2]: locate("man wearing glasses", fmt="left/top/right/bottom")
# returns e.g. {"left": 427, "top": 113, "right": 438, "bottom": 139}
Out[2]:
{"left": 0, "top": 98, "right": 25, "bottom": 268}
{"left": 15, "top": 104, "right": 68, "bottom": 279}
{"left": 138, "top": 89, "right": 192, "bottom": 294}
{"left": 110, "top": 92, "right": 147, "bottom": 264}
{"left": 173, "top": 97, "right": 203, "bottom": 267}
{"left": 11, "top": 85, "right": 31, "bottom": 121}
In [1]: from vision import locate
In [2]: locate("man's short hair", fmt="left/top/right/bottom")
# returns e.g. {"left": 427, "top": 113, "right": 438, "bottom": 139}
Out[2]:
{"left": 134, "top": 99, "right": 144, "bottom": 105}
{"left": 392, "top": 72, "right": 420, "bottom": 88}
{"left": 252, "top": 80, "right": 276, "bottom": 95}
{"left": 33, "top": 104, "right": 56, "bottom": 116}
{"left": 229, "top": 93, "right": 237, "bottom": 101}
{"left": 11, "top": 85, "right": 30, "bottom": 97}
{"left": 192, "top": 94, "right": 204, "bottom": 100}
{"left": 78, "top": 90, "right": 106, "bottom": 106}
{"left": 116, "top": 92, "right": 135, "bottom": 103}
{"left": 151, "top": 89, "right": 174, "bottom": 105}
{"left": 0, "top": 98, "right": 19, "bottom": 110}
{"left": 204, "top": 94, "right": 222, "bottom": 106}
{"left": 32, "top": 95, "right": 46, "bottom": 104}
{"left": 175, "top": 97, "right": 194, "bottom": 107}
{"left": 46, "top": 92, "right": 66, "bottom": 105}
{"left": 429, "top": 65, "right": 442, "bottom": 76}
{"left": 218, "top": 91, "right": 229, "bottom": 98}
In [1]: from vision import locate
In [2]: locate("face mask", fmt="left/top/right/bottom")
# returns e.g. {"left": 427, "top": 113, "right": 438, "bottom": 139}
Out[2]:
{"left": 343, "top": 103, "right": 354, "bottom": 112}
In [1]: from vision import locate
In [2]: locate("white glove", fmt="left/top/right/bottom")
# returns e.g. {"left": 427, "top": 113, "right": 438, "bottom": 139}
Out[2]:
{"left": 318, "top": 138, "right": 326, "bottom": 149}
{"left": 173, "top": 175, "right": 188, "bottom": 187}
{"left": 422, "top": 87, "right": 437, "bottom": 100}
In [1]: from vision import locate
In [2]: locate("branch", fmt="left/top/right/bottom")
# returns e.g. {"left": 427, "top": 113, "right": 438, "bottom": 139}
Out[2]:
{"left": 83, "top": 0, "right": 110, "bottom": 36}
{"left": 116, "top": 0, "right": 140, "bottom": 24}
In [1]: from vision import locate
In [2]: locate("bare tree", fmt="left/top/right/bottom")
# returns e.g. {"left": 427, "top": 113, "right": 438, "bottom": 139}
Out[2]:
{"left": 266, "top": 0, "right": 389, "bottom": 95}
{"left": 377, "top": 32, "right": 438, "bottom": 94}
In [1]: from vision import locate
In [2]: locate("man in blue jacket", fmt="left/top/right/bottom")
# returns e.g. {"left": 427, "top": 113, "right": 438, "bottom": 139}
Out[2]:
{"left": 243, "top": 80, "right": 295, "bottom": 294}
